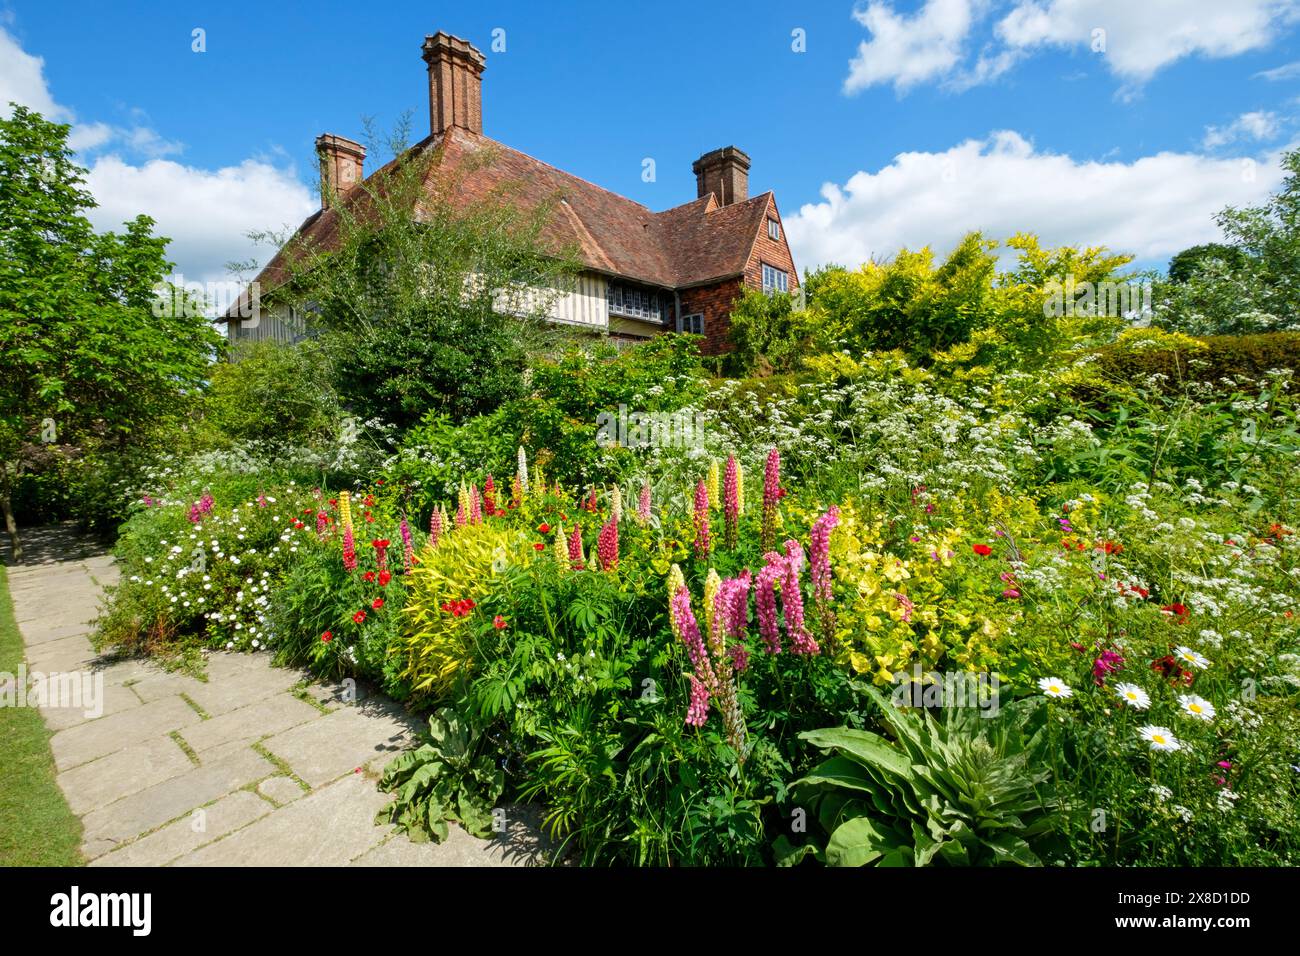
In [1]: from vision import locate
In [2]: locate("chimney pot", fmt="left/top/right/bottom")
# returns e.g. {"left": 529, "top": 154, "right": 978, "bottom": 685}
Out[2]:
{"left": 315, "top": 134, "right": 366, "bottom": 211}
{"left": 421, "top": 31, "right": 487, "bottom": 137}
{"left": 692, "top": 146, "right": 750, "bottom": 206}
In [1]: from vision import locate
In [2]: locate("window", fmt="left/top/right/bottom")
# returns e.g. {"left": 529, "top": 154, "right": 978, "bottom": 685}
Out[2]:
{"left": 761, "top": 263, "right": 788, "bottom": 294}
{"left": 768, "top": 218, "right": 780, "bottom": 241}
{"left": 606, "top": 282, "right": 662, "bottom": 321}
{"left": 677, "top": 313, "right": 704, "bottom": 335}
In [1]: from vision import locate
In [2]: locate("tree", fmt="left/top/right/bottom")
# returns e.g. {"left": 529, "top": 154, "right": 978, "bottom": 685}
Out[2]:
{"left": 261, "top": 125, "right": 580, "bottom": 431}
{"left": 724, "top": 288, "right": 825, "bottom": 376}
{"left": 1158, "top": 148, "right": 1300, "bottom": 335}
{"left": 1167, "top": 243, "right": 1248, "bottom": 284}
{"left": 204, "top": 339, "right": 341, "bottom": 448}
{"left": 0, "top": 105, "right": 221, "bottom": 558}
{"left": 806, "top": 232, "right": 1133, "bottom": 364}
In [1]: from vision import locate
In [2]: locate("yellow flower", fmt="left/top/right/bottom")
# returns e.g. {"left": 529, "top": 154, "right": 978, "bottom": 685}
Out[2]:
{"left": 706, "top": 459, "right": 720, "bottom": 509}
{"left": 703, "top": 568, "right": 721, "bottom": 642}
{"left": 338, "top": 490, "right": 353, "bottom": 538}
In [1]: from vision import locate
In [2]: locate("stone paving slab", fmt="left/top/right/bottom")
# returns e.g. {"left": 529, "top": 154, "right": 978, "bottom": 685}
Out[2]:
{"left": 79, "top": 745, "right": 274, "bottom": 851}
{"left": 89, "top": 790, "right": 274, "bottom": 868}
{"left": 179, "top": 693, "right": 321, "bottom": 754}
{"left": 20, "top": 620, "right": 96, "bottom": 646}
{"left": 172, "top": 775, "right": 393, "bottom": 867}
{"left": 183, "top": 662, "right": 305, "bottom": 717}
{"left": 257, "top": 775, "right": 306, "bottom": 806}
{"left": 125, "top": 669, "right": 209, "bottom": 704}
{"left": 50, "top": 695, "right": 203, "bottom": 771}
{"left": 24, "top": 633, "right": 102, "bottom": 672}
{"left": 58, "top": 736, "right": 196, "bottom": 815}
{"left": 261, "top": 703, "right": 420, "bottom": 789}
{"left": 37, "top": 678, "right": 142, "bottom": 732}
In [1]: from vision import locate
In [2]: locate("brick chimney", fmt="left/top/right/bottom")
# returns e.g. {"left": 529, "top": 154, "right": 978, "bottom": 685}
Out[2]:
{"left": 693, "top": 146, "right": 750, "bottom": 206}
{"left": 315, "top": 134, "right": 365, "bottom": 210}
{"left": 421, "top": 32, "right": 486, "bottom": 137}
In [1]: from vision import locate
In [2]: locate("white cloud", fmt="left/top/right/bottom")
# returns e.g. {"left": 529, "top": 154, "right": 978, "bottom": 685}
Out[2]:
{"left": 785, "top": 131, "right": 1288, "bottom": 271}
{"left": 844, "top": 0, "right": 987, "bottom": 94}
{"left": 0, "top": 25, "right": 65, "bottom": 119}
{"left": 84, "top": 156, "right": 316, "bottom": 286}
{"left": 1255, "top": 59, "right": 1300, "bottom": 79}
{"left": 1203, "top": 110, "right": 1281, "bottom": 149}
{"left": 1, "top": 24, "right": 314, "bottom": 285}
{"left": 998, "top": 0, "right": 1300, "bottom": 83}
{"left": 844, "top": 0, "right": 1300, "bottom": 94}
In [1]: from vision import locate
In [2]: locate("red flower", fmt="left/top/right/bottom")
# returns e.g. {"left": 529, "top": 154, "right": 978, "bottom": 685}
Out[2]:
{"left": 372, "top": 539, "right": 390, "bottom": 549}
{"left": 353, "top": 610, "right": 367, "bottom": 624}
{"left": 372, "top": 597, "right": 384, "bottom": 609}
{"left": 365, "top": 514, "right": 375, "bottom": 523}
{"left": 321, "top": 631, "right": 333, "bottom": 643}
{"left": 538, "top": 523, "right": 551, "bottom": 534}
{"left": 376, "top": 479, "right": 384, "bottom": 486}
{"left": 378, "top": 570, "right": 392, "bottom": 587}
{"left": 493, "top": 615, "right": 507, "bottom": 629}
{"left": 534, "top": 542, "right": 545, "bottom": 551}
{"left": 363, "top": 571, "right": 376, "bottom": 582}
{"left": 972, "top": 544, "right": 993, "bottom": 557}
{"left": 1161, "top": 603, "right": 1189, "bottom": 621}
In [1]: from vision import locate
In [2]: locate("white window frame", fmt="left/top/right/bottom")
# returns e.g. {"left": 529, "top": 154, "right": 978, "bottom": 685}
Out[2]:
{"left": 768, "top": 218, "right": 780, "bottom": 241}
{"left": 761, "top": 263, "right": 788, "bottom": 294}
{"left": 676, "top": 312, "right": 704, "bottom": 335}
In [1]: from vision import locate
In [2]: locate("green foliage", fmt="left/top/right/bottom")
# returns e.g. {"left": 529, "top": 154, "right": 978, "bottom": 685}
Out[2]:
{"left": 724, "top": 289, "right": 822, "bottom": 376}
{"left": 204, "top": 340, "right": 341, "bottom": 449}
{"left": 1168, "top": 243, "right": 1249, "bottom": 284}
{"left": 377, "top": 707, "right": 504, "bottom": 842}
{"left": 0, "top": 105, "right": 221, "bottom": 555}
{"left": 790, "top": 689, "right": 1059, "bottom": 866}
{"left": 1158, "top": 146, "right": 1300, "bottom": 335}
{"left": 261, "top": 129, "right": 580, "bottom": 430}
{"left": 1088, "top": 331, "right": 1300, "bottom": 393}
{"left": 807, "top": 232, "right": 1132, "bottom": 367}
{"left": 516, "top": 335, "right": 706, "bottom": 486}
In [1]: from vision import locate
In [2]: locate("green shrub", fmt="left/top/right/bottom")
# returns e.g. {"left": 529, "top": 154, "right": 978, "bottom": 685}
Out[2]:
{"left": 204, "top": 340, "right": 341, "bottom": 449}
{"left": 1089, "top": 331, "right": 1300, "bottom": 390}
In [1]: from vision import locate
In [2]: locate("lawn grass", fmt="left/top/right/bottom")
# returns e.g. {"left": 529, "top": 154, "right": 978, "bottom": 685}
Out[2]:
{"left": 0, "top": 563, "right": 84, "bottom": 866}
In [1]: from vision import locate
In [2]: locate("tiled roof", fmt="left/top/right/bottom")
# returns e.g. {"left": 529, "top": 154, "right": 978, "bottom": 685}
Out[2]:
{"left": 226, "top": 127, "right": 771, "bottom": 317}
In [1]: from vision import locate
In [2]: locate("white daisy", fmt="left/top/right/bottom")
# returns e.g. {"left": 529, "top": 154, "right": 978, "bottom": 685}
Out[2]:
{"left": 1178, "top": 694, "right": 1216, "bottom": 722}
{"left": 1138, "top": 725, "right": 1181, "bottom": 752}
{"left": 1173, "top": 646, "right": 1211, "bottom": 669}
{"left": 1114, "top": 682, "right": 1151, "bottom": 710}
{"left": 1038, "top": 677, "right": 1072, "bottom": 699}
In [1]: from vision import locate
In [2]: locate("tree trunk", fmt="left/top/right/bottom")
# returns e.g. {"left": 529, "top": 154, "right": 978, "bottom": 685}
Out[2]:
{"left": 0, "top": 490, "right": 19, "bottom": 563}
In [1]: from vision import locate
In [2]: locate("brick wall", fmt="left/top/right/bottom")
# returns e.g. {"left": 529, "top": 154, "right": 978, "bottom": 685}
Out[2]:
{"left": 678, "top": 277, "right": 745, "bottom": 356}
{"left": 743, "top": 194, "right": 799, "bottom": 295}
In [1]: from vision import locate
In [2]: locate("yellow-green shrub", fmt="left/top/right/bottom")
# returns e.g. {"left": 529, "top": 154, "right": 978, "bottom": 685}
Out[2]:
{"left": 399, "top": 523, "right": 533, "bottom": 697}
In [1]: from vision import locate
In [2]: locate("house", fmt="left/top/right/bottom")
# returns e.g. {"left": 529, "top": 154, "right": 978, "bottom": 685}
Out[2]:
{"left": 223, "top": 31, "right": 799, "bottom": 355}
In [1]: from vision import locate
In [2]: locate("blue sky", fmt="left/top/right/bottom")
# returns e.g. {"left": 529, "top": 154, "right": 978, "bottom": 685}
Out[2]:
{"left": 4, "top": 0, "right": 1300, "bottom": 283}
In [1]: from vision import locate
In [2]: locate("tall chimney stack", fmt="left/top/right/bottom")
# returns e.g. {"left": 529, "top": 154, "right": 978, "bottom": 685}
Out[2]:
{"left": 315, "top": 134, "right": 365, "bottom": 210}
{"left": 421, "top": 32, "right": 486, "bottom": 137}
{"left": 693, "top": 146, "right": 750, "bottom": 206}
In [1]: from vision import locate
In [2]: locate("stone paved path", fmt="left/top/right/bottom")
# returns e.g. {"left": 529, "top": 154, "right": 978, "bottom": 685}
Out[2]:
{"left": 5, "top": 524, "right": 547, "bottom": 867}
